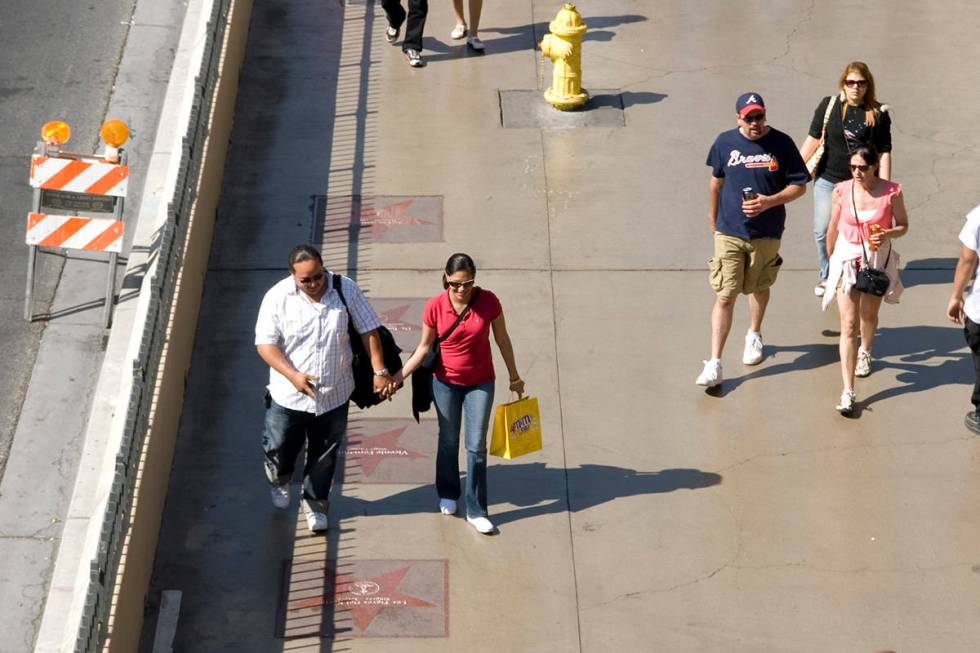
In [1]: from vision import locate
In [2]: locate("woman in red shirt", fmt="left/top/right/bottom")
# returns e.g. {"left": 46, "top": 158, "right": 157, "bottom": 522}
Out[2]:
{"left": 395, "top": 253, "right": 524, "bottom": 534}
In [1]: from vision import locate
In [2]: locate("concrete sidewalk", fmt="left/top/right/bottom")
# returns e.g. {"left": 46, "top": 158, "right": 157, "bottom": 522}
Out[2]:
{"left": 139, "top": 0, "right": 980, "bottom": 651}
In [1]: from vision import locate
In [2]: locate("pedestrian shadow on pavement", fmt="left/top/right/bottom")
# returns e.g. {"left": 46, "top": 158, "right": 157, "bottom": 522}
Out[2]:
{"left": 340, "top": 463, "right": 721, "bottom": 525}
{"left": 709, "top": 325, "right": 972, "bottom": 411}
{"left": 708, "top": 340, "right": 840, "bottom": 396}
{"left": 899, "top": 260, "right": 955, "bottom": 289}
{"left": 859, "top": 324, "right": 972, "bottom": 410}
{"left": 421, "top": 14, "right": 647, "bottom": 62}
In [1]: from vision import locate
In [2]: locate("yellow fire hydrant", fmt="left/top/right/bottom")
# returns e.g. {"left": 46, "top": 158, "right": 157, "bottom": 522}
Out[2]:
{"left": 540, "top": 4, "right": 589, "bottom": 110}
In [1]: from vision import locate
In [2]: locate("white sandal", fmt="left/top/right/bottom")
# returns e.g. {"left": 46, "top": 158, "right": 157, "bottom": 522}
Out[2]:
{"left": 450, "top": 23, "right": 467, "bottom": 39}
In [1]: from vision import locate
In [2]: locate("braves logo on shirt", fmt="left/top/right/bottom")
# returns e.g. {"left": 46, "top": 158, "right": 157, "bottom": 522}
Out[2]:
{"left": 727, "top": 150, "right": 780, "bottom": 171}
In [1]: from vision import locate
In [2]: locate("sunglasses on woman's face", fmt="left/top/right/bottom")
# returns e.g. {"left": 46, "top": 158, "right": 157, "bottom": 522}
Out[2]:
{"left": 447, "top": 279, "right": 476, "bottom": 290}
{"left": 850, "top": 164, "right": 871, "bottom": 172}
{"left": 844, "top": 79, "right": 868, "bottom": 88}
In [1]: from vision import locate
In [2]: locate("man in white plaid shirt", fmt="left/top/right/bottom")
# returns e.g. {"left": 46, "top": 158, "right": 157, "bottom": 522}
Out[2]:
{"left": 255, "top": 244, "right": 394, "bottom": 533}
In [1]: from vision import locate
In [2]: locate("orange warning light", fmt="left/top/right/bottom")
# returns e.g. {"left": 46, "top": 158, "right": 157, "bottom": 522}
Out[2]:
{"left": 40, "top": 121, "right": 71, "bottom": 146}
{"left": 100, "top": 119, "right": 130, "bottom": 148}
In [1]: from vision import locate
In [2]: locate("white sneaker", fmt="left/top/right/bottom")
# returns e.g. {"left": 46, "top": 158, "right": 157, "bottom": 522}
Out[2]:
{"left": 696, "top": 359, "right": 722, "bottom": 387}
{"left": 450, "top": 23, "right": 467, "bottom": 39}
{"left": 265, "top": 460, "right": 289, "bottom": 509}
{"left": 439, "top": 498, "right": 458, "bottom": 515}
{"left": 466, "top": 515, "right": 495, "bottom": 534}
{"left": 836, "top": 390, "right": 856, "bottom": 416}
{"left": 855, "top": 348, "right": 872, "bottom": 378}
{"left": 270, "top": 484, "right": 290, "bottom": 510}
{"left": 302, "top": 499, "right": 328, "bottom": 533}
{"left": 814, "top": 281, "right": 826, "bottom": 297}
{"left": 743, "top": 331, "right": 763, "bottom": 365}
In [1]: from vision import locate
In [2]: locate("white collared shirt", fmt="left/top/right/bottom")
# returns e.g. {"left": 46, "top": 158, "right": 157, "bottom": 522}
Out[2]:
{"left": 961, "top": 205, "right": 980, "bottom": 323}
{"left": 255, "top": 272, "right": 381, "bottom": 415}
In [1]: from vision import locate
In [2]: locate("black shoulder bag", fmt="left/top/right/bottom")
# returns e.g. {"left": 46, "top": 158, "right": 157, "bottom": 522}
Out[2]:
{"left": 333, "top": 274, "right": 403, "bottom": 409}
{"left": 851, "top": 181, "right": 891, "bottom": 297}
{"left": 411, "top": 289, "right": 480, "bottom": 422}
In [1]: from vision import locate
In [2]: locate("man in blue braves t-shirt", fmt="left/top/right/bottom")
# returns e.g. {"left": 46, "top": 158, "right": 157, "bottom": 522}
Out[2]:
{"left": 696, "top": 92, "right": 809, "bottom": 389}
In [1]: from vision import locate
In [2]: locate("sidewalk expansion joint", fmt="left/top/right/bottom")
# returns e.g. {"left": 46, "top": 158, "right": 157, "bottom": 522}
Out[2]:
{"left": 719, "top": 436, "right": 976, "bottom": 474}
{"left": 0, "top": 533, "right": 57, "bottom": 542}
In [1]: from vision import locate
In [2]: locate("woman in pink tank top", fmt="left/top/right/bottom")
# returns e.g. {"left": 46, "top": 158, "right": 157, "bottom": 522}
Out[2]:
{"left": 823, "top": 144, "right": 909, "bottom": 415}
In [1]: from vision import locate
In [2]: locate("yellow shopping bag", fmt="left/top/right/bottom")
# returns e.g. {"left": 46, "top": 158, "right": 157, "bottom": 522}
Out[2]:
{"left": 489, "top": 396, "right": 542, "bottom": 459}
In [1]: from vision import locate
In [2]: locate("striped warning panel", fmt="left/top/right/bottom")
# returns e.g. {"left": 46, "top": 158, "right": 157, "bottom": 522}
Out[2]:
{"left": 26, "top": 213, "right": 123, "bottom": 253}
{"left": 29, "top": 155, "right": 128, "bottom": 197}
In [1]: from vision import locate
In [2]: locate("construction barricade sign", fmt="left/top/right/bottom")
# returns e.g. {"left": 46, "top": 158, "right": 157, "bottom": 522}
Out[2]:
{"left": 30, "top": 154, "right": 129, "bottom": 196}
{"left": 24, "top": 120, "right": 131, "bottom": 326}
{"left": 26, "top": 213, "right": 124, "bottom": 253}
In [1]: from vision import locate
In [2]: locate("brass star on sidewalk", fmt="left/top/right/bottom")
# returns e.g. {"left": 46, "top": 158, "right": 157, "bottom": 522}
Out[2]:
{"left": 363, "top": 198, "right": 433, "bottom": 239}
{"left": 345, "top": 426, "right": 426, "bottom": 477}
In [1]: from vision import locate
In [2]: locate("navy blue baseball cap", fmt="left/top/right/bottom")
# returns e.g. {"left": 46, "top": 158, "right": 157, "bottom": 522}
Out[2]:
{"left": 736, "top": 92, "right": 765, "bottom": 117}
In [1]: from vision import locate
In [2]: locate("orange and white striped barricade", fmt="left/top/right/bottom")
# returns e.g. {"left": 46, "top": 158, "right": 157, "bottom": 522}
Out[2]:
{"left": 26, "top": 141, "right": 127, "bottom": 327}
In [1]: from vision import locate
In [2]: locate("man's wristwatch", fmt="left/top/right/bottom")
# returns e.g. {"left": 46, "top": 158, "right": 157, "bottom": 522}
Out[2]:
{"left": 373, "top": 368, "right": 390, "bottom": 377}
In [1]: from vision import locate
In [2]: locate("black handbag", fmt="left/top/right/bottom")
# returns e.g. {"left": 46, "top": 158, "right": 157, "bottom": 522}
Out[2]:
{"left": 333, "top": 274, "right": 403, "bottom": 409}
{"left": 411, "top": 289, "right": 479, "bottom": 421}
{"left": 851, "top": 181, "right": 890, "bottom": 297}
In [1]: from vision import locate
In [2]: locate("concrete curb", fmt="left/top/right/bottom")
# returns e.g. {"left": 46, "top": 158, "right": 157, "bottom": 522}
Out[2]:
{"left": 33, "top": 0, "right": 253, "bottom": 649}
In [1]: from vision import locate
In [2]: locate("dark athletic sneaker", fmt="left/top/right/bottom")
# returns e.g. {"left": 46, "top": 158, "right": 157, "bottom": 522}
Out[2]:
{"left": 404, "top": 48, "right": 425, "bottom": 67}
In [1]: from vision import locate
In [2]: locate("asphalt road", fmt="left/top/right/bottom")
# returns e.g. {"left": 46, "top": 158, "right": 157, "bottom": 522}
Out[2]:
{"left": 0, "top": 0, "right": 135, "bottom": 477}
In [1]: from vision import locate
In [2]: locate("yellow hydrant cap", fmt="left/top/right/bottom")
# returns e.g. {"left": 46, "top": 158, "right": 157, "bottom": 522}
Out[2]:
{"left": 549, "top": 3, "right": 587, "bottom": 37}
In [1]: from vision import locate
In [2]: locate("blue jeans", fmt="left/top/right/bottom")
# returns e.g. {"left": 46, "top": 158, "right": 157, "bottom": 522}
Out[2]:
{"left": 812, "top": 176, "right": 835, "bottom": 281}
{"left": 262, "top": 396, "right": 349, "bottom": 513}
{"left": 431, "top": 377, "right": 495, "bottom": 518}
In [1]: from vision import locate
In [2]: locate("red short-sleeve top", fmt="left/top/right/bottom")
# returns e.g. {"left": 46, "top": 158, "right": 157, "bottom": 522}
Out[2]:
{"left": 423, "top": 288, "right": 502, "bottom": 386}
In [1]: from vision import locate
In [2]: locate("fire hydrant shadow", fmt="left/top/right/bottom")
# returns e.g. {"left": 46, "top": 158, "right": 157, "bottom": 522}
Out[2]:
{"left": 421, "top": 14, "right": 647, "bottom": 62}
{"left": 589, "top": 91, "right": 667, "bottom": 108}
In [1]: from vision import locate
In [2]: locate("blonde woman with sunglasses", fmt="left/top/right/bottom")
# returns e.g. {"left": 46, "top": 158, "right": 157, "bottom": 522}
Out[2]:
{"left": 800, "top": 61, "right": 893, "bottom": 298}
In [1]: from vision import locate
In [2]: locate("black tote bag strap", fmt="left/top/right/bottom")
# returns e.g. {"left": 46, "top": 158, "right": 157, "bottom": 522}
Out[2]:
{"left": 333, "top": 272, "right": 348, "bottom": 308}
{"left": 332, "top": 273, "right": 363, "bottom": 341}
{"left": 435, "top": 288, "right": 480, "bottom": 345}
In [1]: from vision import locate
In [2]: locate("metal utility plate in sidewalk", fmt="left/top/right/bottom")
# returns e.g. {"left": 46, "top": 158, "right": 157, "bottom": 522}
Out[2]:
{"left": 499, "top": 89, "right": 625, "bottom": 128}
{"left": 277, "top": 558, "right": 449, "bottom": 638}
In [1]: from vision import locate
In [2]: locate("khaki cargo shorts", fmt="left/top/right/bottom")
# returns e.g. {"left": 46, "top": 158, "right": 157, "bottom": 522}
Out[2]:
{"left": 708, "top": 233, "right": 783, "bottom": 296}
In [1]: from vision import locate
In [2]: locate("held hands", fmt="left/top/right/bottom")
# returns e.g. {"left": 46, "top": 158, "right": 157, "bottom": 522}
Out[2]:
{"left": 741, "top": 194, "right": 769, "bottom": 218}
{"left": 373, "top": 372, "right": 403, "bottom": 400}
{"left": 373, "top": 373, "right": 396, "bottom": 400}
